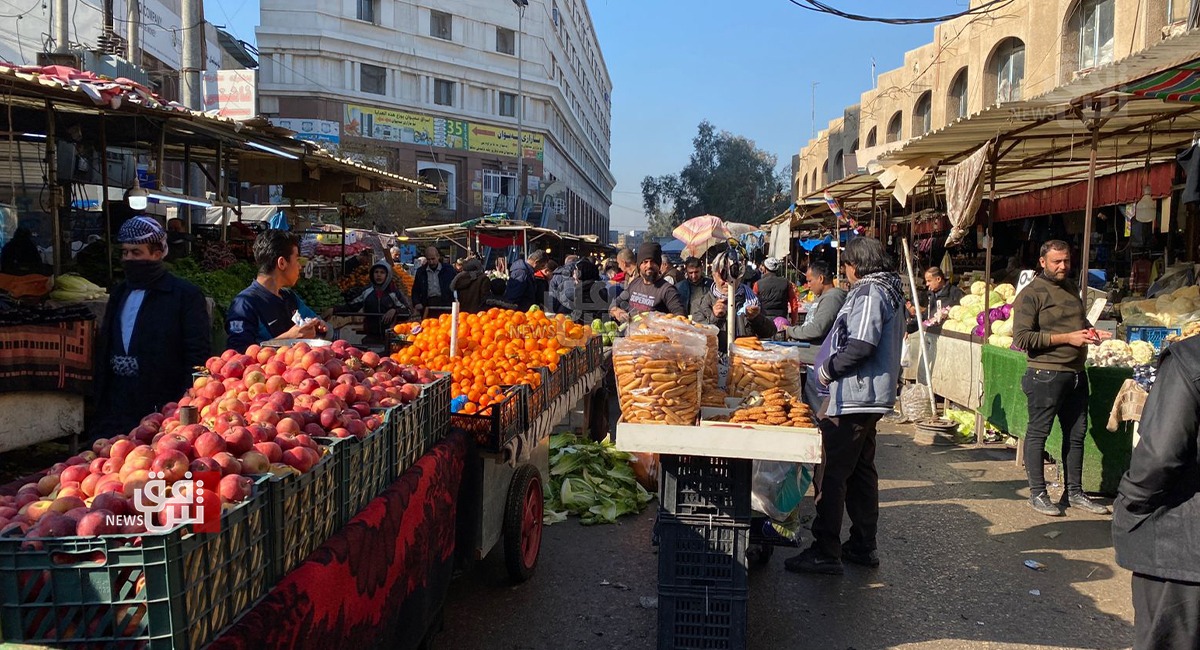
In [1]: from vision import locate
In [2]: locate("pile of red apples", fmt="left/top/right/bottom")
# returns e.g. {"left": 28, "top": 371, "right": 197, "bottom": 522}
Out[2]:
{"left": 0, "top": 340, "right": 438, "bottom": 540}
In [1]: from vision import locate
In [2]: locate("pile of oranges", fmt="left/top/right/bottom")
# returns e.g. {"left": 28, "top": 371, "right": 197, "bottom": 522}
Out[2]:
{"left": 392, "top": 308, "right": 591, "bottom": 415}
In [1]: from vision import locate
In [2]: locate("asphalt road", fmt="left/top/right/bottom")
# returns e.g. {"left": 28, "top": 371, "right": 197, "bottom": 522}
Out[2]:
{"left": 438, "top": 424, "right": 1133, "bottom": 650}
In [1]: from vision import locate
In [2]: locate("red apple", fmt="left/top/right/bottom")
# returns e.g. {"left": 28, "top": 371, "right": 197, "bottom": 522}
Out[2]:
{"left": 80, "top": 473, "right": 102, "bottom": 497}
{"left": 218, "top": 474, "right": 253, "bottom": 503}
{"left": 76, "top": 510, "right": 117, "bottom": 536}
{"left": 303, "top": 423, "right": 326, "bottom": 439}
{"left": 48, "top": 496, "right": 86, "bottom": 514}
{"left": 361, "top": 350, "right": 381, "bottom": 368}
{"left": 151, "top": 450, "right": 190, "bottom": 484}
{"left": 37, "top": 475, "right": 60, "bottom": 497}
{"left": 221, "top": 426, "right": 254, "bottom": 455}
{"left": 330, "top": 427, "right": 352, "bottom": 439}
{"left": 398, "top": 383, "right": 421, "bottom": 404}
{"left": 239, "top": 450, "right": 270, "bottom": 474}
{"left": 60, "top": 465, "right": 90, "bottom": 486}
{"left": 213, "top": 412, "right": 246, "bottom": 434}
{"left": 345, "top": 419, "right": 367, "bottom": 439}
{"left": 194, "top": 431, "right": 227, "bottom": 458}
{"left": 189, "top": 457, "right": 221, "bottom": 475}
{"left": 294, "top": 434, "right": 318, "bottom": 451}
{"left": 211, "top": 452, "right": 242, "bottom": 476}
{"left": 276, "top": 418, "right": 302, "bottom": 436}
{"left": 57, "top": 486, "right": 86, "bottom": 500}
{"left": 176, "top": 424, "right": 207, "bottom": 442}
{"left": 94, "top": 476, "right": 124, "bottom": 495}
{"left": 318, "top": 407, "right": 341, "bottom": 430}
{"left": 154, "top": 434, "right": 193, "bottom": 458}
{"left": 91, "top": 492, "right": 129, "bottom": 516}
{"left": 274, "top": 433, "right": 300, "bottom": 451}
{"left": 122, "top": 470, "right": 151, "bottom": 499}
{"left": 282, "top": 447, "right": 317, "bottom": 473}
{"left": 92, "top": 438, "right": 113, "bottom": 457}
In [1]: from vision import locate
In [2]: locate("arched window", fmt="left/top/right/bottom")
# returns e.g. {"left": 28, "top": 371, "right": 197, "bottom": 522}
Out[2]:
{"left": 820, "top": 162, "right": 828, "bottom": 187}
{"left": 913, "top": 92, "right": 932, "bottom": 137}
{"left": 988, "top": 38, "right": 1026, "bottom": 104}
{"left": 948, "top": 68, "right": 969, "bottom": 120}
{"left": 1069, "top": 0, "right": 1115, "bottom": 72}
{"left": 849, "top": 139, "right": 860, "bottom": 154}
{"left": 833, "top": 150, "right": 844, "bottom": 179}
{"left": 865, "top": 127, "right": 877, "bottom": 148}
{"left": 886, "top": 111, "right": 903, "bottom": 143}
{"left": 801, "top": 173, "right": 808, "bottom": 195}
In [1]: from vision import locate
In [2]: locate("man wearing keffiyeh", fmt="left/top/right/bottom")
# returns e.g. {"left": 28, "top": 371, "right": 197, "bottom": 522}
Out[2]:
{"left": 91, "top": 216, "right": 210, "bottom": 439}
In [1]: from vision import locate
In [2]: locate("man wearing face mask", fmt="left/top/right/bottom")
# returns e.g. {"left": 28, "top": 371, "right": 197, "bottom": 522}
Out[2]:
{"left": 91, "top": 217, "right": 210, "bottom": 438}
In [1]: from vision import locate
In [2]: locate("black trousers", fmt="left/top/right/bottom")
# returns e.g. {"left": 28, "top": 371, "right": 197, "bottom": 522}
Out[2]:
{"left": 1021, "top": 368, "right": 1089, "bottom": 495}
{"left": 1133, "top": 573, "right": 1200, "bottom": 650}
{"left": 810, "top": 409, "right": 882, "bottom": 558}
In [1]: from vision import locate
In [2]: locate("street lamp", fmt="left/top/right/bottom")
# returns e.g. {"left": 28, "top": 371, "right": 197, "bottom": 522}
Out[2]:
{"left": 513, "top": 0, "right": 528, "bottom": 220}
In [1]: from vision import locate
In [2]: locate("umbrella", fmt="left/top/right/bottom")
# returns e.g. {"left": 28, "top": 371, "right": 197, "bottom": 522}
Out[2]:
{"left": 673, "top": 215, "right": 730, "bottom": 259}
{"left": 723, "top": 222, "right": 760, "bottom": 237}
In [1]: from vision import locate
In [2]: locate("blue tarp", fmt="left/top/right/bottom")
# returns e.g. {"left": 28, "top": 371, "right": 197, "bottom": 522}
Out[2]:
{"left": 267, "top": 211, "right": 289, "bottom": 230}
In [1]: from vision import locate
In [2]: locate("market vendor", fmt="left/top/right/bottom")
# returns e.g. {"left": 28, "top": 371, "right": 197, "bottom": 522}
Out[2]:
{"left": 225, "top": 229, "right": 329, "bottom": 353}
{"left": 412, "top": 246, "right": 458, "bottom": 318}
{"left": 609, "top": 242, "right": 685, "bottom": 323}
{"left": 330, "top": 261, "right": 412, "bottom": 340}
{"left": 786, "top": 259, "right": 847, "bottom": 367}
{"left": 1011, "top": 240, "right": 1111, "bottom": 518}
{"left": 917, "top": 267, "right": 963, "bottom": 333}
{"left": 694, "top": 251, "right": 776, "bottom": 353}
{"left": 504, "top": 250, "right": 547, "bottom": 310}
{"left": 92, "top": 217, "right": 210, "bottom": 437}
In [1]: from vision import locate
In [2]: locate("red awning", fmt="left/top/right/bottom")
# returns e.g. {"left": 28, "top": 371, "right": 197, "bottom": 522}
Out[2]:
{"left": 477, "top": 231, "right": 525, "bottom": 248}
{"left": 995, "top": 163, "right": 1174, "bottom": 222}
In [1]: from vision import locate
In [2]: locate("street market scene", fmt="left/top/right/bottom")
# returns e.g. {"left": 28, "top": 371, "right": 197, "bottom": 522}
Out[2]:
{"left": 1, "top": 0, "right": 1200, "bottom": 648}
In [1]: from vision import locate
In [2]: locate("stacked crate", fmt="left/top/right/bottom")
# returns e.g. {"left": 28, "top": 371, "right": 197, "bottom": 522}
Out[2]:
{"left": 657, "top": 454, "right": 752, "bottom": 650}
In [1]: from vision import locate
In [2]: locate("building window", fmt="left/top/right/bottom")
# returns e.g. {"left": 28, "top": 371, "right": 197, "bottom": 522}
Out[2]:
{"left": 913, "top": 91, "right": 932, "bottom": 137}
{"left": 360, "top": 63, "right": 386, "bottom": 95}
{"left": 988, "top": 37, "right": 1025, "bottom": 104}
{"left": 496, "top": 27, "right": 516, "bottom": 55}
{"left": 356, "top": 0, "right": 377, "bottom": 23}
{"left": 948, "top": 68, "right": 969, "bottom": 120}
{"left": 820, "top": 162, "right": 828, "bottom": 187}
{"left": 866, "top": 127, "right": 877, "bottom": 148}
{"left": 1076, "top": 0, "right": 1114, "bottom": 71}
{"left": 434, "top": 79, "right": 454, "bottom": 106}
{"left": 430, "top": 10, "right": 452, "bottom": 40}
{"left": 499, "top": 92, "right": 517, "bottom": 117}
{"left": 482, "top": 170, "right": 518, "bottom": 213}
{"left": 886, "top": 112, "right": 903, "bottom": 143}
{"left": 833, "top": 150, "right": 844, "bottom": 179}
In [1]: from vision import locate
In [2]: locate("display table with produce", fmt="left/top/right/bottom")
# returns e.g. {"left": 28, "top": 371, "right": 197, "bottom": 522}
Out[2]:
{"left": 980, "top": 344, "right": 1134, "bottom": 495}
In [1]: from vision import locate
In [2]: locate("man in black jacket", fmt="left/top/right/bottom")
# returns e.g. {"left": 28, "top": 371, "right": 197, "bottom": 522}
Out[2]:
{"left": 412, "top": 246, "right": 458, "bottom": 318}
{"left": 676, "top": 258, "right": 713, "bottom": 317}
{"left": 1114, "top": 335, "right": 1200, "bottom": 649}
{"left": 92, "top": 217, "right": 210, "bottom": 438}
{"left": 755, "top": 257, "right": 791, "bottom": 321}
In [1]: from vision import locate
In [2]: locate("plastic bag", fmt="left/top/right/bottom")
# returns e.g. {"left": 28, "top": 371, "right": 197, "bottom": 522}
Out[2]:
{"left": 899, "top": 383, "right": 934, "bottom": 423}
{"left": 632, "top": 313, "right": 726, "bottom": 406}
{"left": 728, "top": 341, "right": 802, "bottom": 398}
{"left": 612, "top": 331, "right": 706, "bottom": 425}
{"left": 750, "top": 460, "right": 814, "bottom": 542}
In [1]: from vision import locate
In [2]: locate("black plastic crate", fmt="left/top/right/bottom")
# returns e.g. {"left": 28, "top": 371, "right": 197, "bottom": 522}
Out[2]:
{"left": 392, "top": 402, "right": 426, "bottom": 475}
{"left": 270, "top": 445, "right": 340, "bottom": 578}
{"left": 586, "top": 335, "right": 604, "bottom": 369}
{"left": 420, "top": 371, "right": 452, "bottom": 443}
{"left": 657, "top": 515, "right": 749, "bottom": 591}
{"left": 0, "top": 477, "right": 273, "bottom": 649}
{"left": 658, "top": 586, "right": 748, "bottom": 650}
{"left": 563, "top": 347, "right": 585, "bottom": 388}
{"left": 660, "top": 455, "right": 753, "bottom": 522}
{"left": 506, "top": 368, "right": 549, "bottom": 422}
{"left": 450, "top": 385, "right": 527, "bottom": 453}
{"left": 321, "top": 425, "right": 394, "bottom": 528}
{"left": 544, "top": 363, "right": 565, "bottom": 404}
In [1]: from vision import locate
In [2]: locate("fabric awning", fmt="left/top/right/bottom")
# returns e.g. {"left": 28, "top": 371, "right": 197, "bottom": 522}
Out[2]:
{"left": 1126, "top": 59, "right": 1200, "bottom": 101}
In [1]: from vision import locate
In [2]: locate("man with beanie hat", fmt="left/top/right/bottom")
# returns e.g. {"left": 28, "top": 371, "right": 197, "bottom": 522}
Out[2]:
{"left": 91, "top": 216, "right": 211, "bottom": 438}
{"left": 610, "top": 241, "right": 685, "bottom": 322}
{"left": 451, "top": 257, "right": 491, "bottom": 313}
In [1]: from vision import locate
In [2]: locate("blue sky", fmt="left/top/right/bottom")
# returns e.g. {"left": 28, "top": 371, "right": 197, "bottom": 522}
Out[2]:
{"left": 208, "top": 0, "right": 966, "bottom": 231}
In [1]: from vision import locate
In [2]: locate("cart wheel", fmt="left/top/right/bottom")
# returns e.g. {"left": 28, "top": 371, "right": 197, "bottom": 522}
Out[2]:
{"left": 503, "top": 464, "right": 543, "bottom": 583}
{"left": 587, "top": 387, "right": 611, "bottom": 442}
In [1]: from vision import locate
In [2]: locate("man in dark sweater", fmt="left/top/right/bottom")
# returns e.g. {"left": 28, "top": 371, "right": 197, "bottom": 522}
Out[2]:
{"left": 675, "top": 258, "right": 713, "bottom": 317}
{"left": 754, "top": 257, "right": 791, "bottom": 321}
{"left": 1011, "top": 240, "right": 1111, "bottom": 517}
{"left": 610, "top": 242, "right": 685, "bottom": 322}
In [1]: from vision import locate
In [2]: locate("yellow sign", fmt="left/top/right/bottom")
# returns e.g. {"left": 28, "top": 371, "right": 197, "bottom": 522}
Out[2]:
{"left": 343, "top": 104, "right": 540, "bottom": 160}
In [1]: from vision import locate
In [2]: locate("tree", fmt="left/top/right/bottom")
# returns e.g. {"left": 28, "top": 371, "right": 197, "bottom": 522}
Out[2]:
{"left": 641, "top": 121, "right": 791, "bottom": 232}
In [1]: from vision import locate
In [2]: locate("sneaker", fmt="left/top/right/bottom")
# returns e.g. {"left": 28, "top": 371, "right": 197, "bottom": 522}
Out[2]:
{"left": 1060, "top": 491, "right": 1110, "bottom": 515}
{"left": 784, "top": 548, "right": 844, "bottom": 575}
{"left": 1029, "top": 492, "right": 1065, "bottom": 517}
{"left": 841, "top": 544, "right": 880, "bottom": 568}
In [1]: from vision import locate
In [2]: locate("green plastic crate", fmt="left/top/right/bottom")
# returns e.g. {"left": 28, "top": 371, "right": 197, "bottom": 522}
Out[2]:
{"left": 269, "top": 446, "right": 339, "bottom": 578}
{"left": 0, "top": 476, "right": 273, "bottom": 649}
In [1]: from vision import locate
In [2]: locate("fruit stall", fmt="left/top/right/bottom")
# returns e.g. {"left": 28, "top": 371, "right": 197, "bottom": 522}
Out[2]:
{"left": 0, "top": 306, "right": 610, "bottom": 648}
{"left": 609, "top": 314, "right": 823, "bottom": 649}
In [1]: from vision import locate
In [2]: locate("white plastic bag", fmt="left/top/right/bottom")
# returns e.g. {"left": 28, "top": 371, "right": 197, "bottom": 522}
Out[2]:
{"left": 750, "top": 460, "right": 814, "bottom": 542}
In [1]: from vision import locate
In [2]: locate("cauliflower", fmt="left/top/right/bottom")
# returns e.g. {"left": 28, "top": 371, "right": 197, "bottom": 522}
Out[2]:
{"left": 994, "top": 283, "right": 1016, "bottom": 300}
{"left": 970, "top": 281, "right": 987, "bottom": 296}
{"left": 1089, "top": 340, "right": 1134, "bottom": 367}
{"left": 1129, "top": 340, "right": 1156, "bottom": 365}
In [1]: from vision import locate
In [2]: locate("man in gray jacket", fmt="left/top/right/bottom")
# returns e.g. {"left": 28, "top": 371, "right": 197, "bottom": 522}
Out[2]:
{"left": 787, "top": 260, "right": 847, "bottom": 363}
{"left": 786, "top": 237, "right": 905, "bottom": 576}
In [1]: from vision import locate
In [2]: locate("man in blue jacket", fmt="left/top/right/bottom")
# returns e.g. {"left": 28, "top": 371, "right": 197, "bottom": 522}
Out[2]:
{"left": 226, "top": 229, "right": 327, "bottom": 353}
{"left": 786, "top": 237, "right": 905, "bottom": 576}
{"left": 92, "top": 217, "right": 210, "bottom": 437}
{"left": 504, "top": 250, "right": 547, "bottom": 311}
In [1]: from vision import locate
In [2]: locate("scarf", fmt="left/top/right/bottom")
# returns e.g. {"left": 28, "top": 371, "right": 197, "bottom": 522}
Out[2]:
{"left": 853, "top": 271, "right": 905, "bottom": 310}
{"left": 711, "top": 282, "right": 760, "bottom": 310}
{"left": 122, "top": 259, "right": 166, "bottom": 290}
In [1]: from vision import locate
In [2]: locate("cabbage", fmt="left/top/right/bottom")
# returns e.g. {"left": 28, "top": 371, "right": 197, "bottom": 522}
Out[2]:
{"left": 987, "top": 291, "right": 1006, "bottom": 307}
{"left": 987, "top": 334, "right": 1013, "bottom": 349}
{"left": 993, "top": 319, "right": 1013, "bottom": 336}
{"left": 948, "top": 305, "right": 966, "bottom": 322}
{"left": 1000, "top": 303, "right": 1013, "bottom": 319}
{"left": 960, "top": 294, "right": 982, "bottom": 311}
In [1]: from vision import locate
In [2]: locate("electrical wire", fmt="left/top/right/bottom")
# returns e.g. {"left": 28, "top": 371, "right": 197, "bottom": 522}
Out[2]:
{"left": 784, "top": 0, "right": 1018, "bottom": 25}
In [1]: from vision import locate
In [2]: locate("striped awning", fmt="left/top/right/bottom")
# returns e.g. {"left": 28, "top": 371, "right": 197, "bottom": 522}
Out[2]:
{"left": 1125, "top": 60, "right": 1200, "bottom": 102}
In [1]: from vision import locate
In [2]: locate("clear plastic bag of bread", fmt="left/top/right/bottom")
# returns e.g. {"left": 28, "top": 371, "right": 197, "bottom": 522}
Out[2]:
{"left": 612, "top": 328, "right": 706, "bottom": 425}
{"left": 630, "top": 312, "right": 727, "bottom": 407}
{"left": 728, "top": 338, "right": 803, "bottom": 398}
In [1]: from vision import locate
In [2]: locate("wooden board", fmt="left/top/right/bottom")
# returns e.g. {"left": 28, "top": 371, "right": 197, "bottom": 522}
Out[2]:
{"left": 615, "top": 420, "right": 822, "bottom": 464}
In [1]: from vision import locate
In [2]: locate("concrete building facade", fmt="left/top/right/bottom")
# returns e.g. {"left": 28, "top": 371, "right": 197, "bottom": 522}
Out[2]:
{"left": 794, "top": 0, "right": 1192, "bottom": 199}
{"left": 256, "top": 0, "right": 615, "bottom": 240}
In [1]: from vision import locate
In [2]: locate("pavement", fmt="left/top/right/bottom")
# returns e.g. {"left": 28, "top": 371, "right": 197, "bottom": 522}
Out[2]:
{"left": 438, "top": 420, "right": 1134, "bottom": 650}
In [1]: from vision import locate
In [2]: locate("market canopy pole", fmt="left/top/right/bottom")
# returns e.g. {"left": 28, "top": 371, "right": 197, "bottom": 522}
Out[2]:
{"left": 901, "top": 237, "right": 937, "bottom": 419}
{"left": 98, "top": 114, "right": 112, "bottom": 285}
{"left": 978, "top": 141, "right": 1000, "bottom": 448}
{"left": 1079, "top": 104, "right": 1103, "bottom": 299}
{"left": 45, "top": 100, "right": 60, "bottom": 277}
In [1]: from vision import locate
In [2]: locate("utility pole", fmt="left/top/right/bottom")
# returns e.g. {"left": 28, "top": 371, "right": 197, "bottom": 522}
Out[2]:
{"left": 513, "top": 0, "right": 529, "bottom": 219}
{"left": 126, "top": 0, "right": 140, "bottom": 66}
{"left": 180, "top": 0, "right": 201, "bottom": 109}
{"left": 52, "top": 0, "right": 69, "bottom": 52}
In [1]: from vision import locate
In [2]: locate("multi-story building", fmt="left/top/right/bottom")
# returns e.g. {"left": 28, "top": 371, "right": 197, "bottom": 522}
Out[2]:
{"left": 794, "top": 0, "right": 1191, "bottom": 199}
{"left": 256, "top": 0, "right": 615, "bottom": 240}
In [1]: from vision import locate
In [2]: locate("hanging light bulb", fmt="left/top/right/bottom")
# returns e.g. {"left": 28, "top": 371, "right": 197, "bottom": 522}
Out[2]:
{"left": 1134, "top": 184, "right": 1156, "bottom": 223}
{"left": 125, "top": 177, "right": 149, "bottom": 211}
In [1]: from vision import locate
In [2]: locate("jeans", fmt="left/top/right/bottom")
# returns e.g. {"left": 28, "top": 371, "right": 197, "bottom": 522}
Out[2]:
{"left": 1133, "top": 573, "right": 1200, "bottom": 650}
{"left": 810, "top": 408, "right": 882, "bottom": 558}
{"left": 1021, "top": 368, "right": 1089, "bottom": 495}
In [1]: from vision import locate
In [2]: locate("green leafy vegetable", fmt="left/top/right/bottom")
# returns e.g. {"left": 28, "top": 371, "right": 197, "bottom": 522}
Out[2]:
{"left": 544, "top": 433, "right": 654, "bottom": 525}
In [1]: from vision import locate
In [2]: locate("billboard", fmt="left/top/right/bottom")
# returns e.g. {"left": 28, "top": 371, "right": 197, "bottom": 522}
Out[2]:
{"left": 202, "top": 69, "right": 256, "bottom": 120}
{"left": 343, "top": 104, "right": 542, "bottom": 161}
{"left": 271, "top": 118, "right": 341, "bottom": 152}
